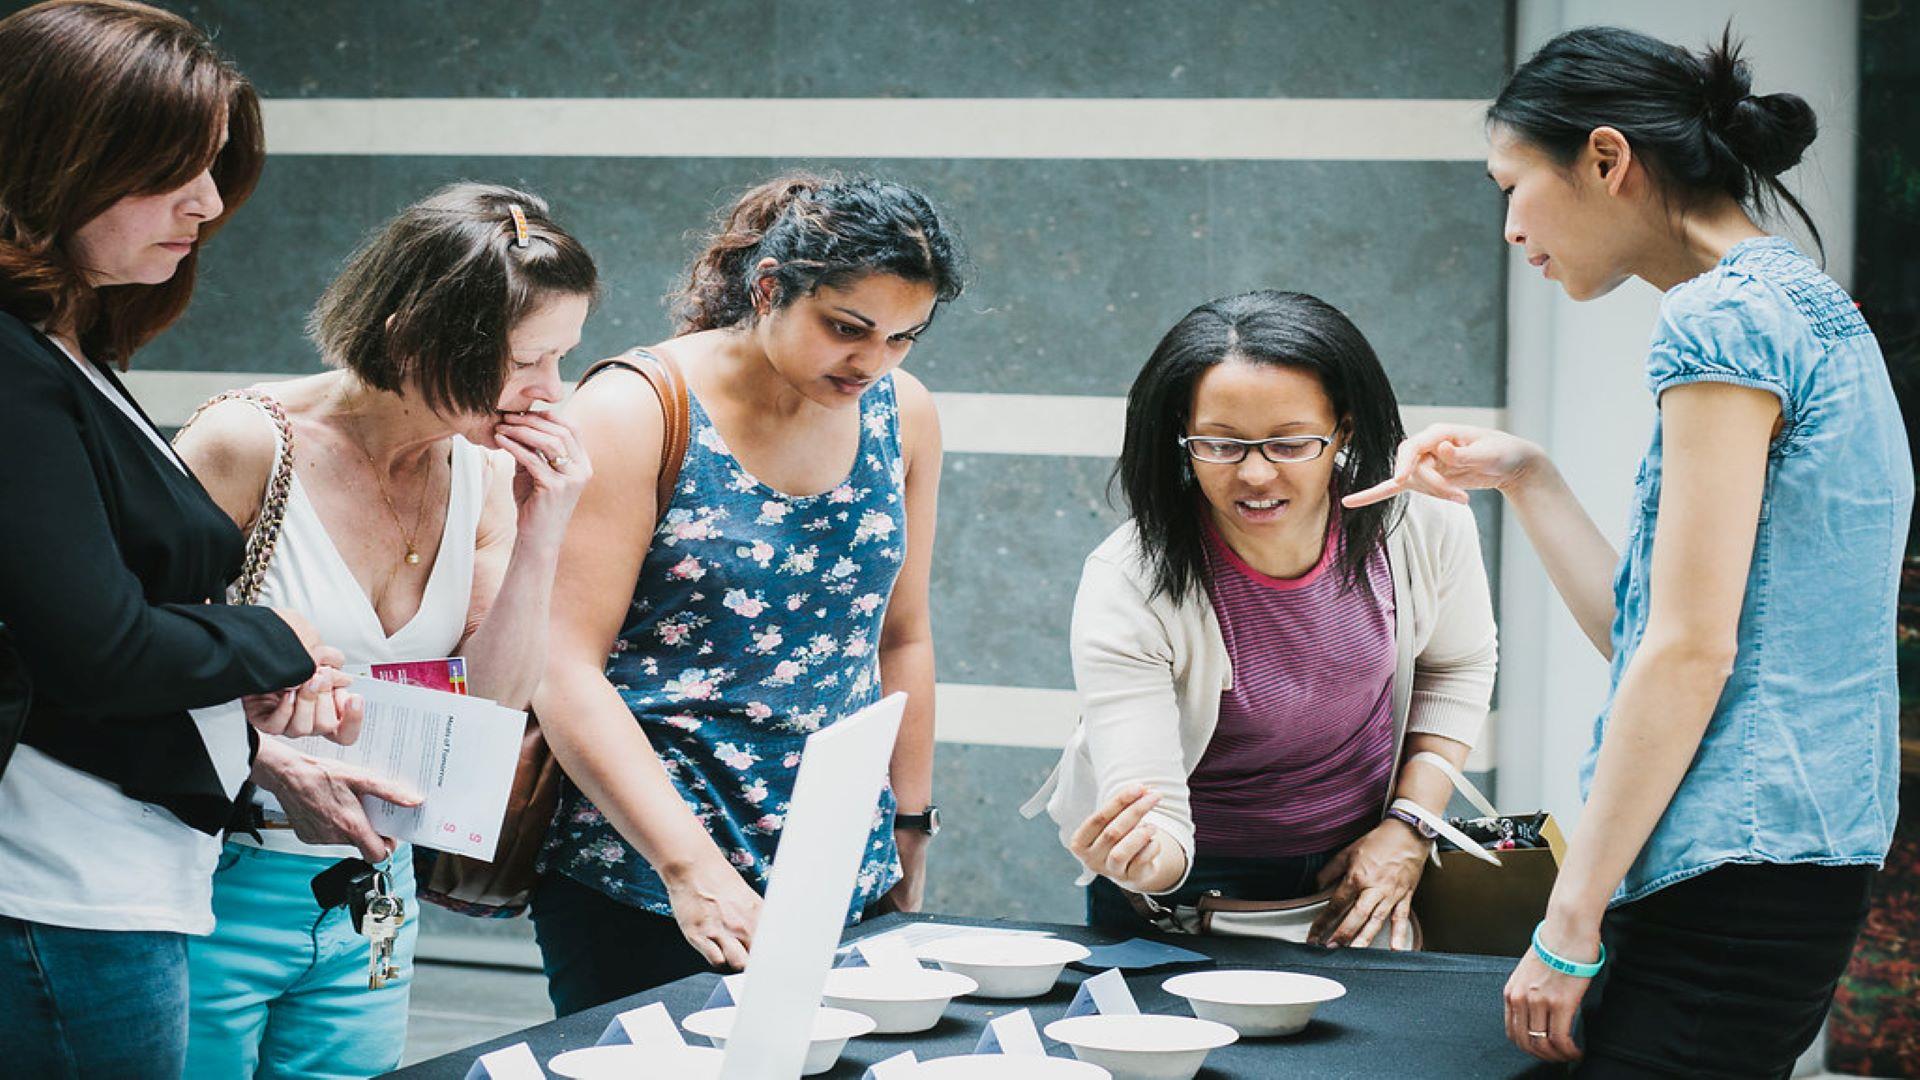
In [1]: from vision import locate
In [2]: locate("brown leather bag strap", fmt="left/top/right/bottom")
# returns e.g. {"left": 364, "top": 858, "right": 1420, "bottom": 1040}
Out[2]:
{"left": 176, "top": 389, "right": 296, "bottom": 606}
{"left": 578, "top": 345, "right": 691, "bottom": 510}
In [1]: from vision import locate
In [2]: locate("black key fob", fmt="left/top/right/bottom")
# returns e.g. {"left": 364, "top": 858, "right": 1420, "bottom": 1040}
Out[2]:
{"left": 310, "top": 857, "right": 378, "bottom": 912}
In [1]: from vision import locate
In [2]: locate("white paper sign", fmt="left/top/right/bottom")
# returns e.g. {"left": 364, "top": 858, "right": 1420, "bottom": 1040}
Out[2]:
{"left": 280, "top": 676, "right": 525, "bottom": 859}
{"left": 719, "top": 693, "right": 907, "bottom": 1080}
{"left": 856, "top": 937, "right": 923, "bottom": 972}
{"left": 978, "top": 1010, "right": 1046, "bottom": 1056}
{"left": 596, "top": 1002, "right": 686, "bottom": 1048}
{"left": 837, "top": 921, "right": 1052, "bottom": 962}
{"left": 1067, "top": 968, "right": 1141, "bottom": 1017}
{"left": 463, "top": 1041, "right": 544, "bottom": 1079}
{"left": 865, "top": 1051, "right": 919, "bottom": 1079}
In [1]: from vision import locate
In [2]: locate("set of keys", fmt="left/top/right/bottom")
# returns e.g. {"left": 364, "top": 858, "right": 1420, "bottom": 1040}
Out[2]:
{"left": 309, "top": 858, "right": 407, "bottom": 989}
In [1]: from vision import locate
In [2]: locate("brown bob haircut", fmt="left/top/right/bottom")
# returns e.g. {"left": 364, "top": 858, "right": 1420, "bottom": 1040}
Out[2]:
{"left": 309, "top": 183, "right": 598, "bottom": 416}
{"left": 0, "top": 0, "right": 265, "bottom": 368}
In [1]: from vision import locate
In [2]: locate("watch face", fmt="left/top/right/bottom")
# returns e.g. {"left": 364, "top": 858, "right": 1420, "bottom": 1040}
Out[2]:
{"left": 925, "top": 807, "right": 941, "bottom": 835}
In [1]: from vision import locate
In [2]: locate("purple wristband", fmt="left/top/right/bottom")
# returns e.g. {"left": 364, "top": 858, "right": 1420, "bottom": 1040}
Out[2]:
{"left": 1386, "top": 805, "right": 1438, "bottom": 841}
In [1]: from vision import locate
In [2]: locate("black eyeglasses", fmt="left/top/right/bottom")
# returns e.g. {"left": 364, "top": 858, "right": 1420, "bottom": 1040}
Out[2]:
{"left": 1178, "top": 433, "right": 1335, "bottom": 465}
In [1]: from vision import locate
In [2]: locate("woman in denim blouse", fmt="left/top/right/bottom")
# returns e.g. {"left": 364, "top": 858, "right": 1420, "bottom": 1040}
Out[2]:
{"left": 1348, "top": 27, "right": 1911, "bottom": 1078}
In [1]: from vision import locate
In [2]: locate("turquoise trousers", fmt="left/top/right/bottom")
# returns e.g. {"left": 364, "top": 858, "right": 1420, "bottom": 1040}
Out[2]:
{"left": 185, "top": 842, "right": 417, "bottom": 1079}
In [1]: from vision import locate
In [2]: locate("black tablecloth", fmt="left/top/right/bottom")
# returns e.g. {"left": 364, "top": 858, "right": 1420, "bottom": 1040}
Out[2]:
{"left": 389, "top": 913, "right": 1560, "bottom": 1079}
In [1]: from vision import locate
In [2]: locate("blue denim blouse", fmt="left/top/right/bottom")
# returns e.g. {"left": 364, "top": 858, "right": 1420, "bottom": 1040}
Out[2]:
{"left": 1589, "top": 236, "right": 1912, "bottom": 905}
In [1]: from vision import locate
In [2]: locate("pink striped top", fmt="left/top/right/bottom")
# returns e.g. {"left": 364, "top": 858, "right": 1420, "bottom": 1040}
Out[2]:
{"left": 1188, "top": 523, "right": 1397, "bottom": 858}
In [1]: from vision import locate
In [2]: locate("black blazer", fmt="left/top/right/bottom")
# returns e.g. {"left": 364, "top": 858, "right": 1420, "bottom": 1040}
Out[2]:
{"left": 0, "top": 310, "right": 313, "bottom": 833}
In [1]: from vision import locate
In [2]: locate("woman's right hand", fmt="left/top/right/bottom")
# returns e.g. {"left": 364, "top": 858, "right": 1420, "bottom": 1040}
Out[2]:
{"left": 1070, "top": 786, "right": 1188, "bottom": 895}
{"left": 245, "top": 608, "right": 363, "bottom": 743}
{"left": 663, "top": 853, "right": 764, "bottom": 971}
{"left": 252, "top": 739, "right": 421, "bottom": 862}
{"left": 1343, "top": 424, "right": 1546, "bottom": 508}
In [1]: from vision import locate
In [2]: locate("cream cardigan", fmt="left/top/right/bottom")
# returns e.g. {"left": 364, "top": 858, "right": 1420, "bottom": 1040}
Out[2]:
{"left": 1020, "top": 495, "right": 1498, "bottom": 892}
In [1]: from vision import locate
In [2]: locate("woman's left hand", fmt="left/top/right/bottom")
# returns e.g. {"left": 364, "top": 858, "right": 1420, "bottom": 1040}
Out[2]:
{"left": 882, "top": 828, "right": 931, "bottom": 914}
{"left": 1503, "top": 917, "right": 1597, "bottom": 1063}
{"left": 1307, "top": 821, "right": 1431, "bottom": 949}
{"left": 494, "top": 411, "right": 592, "bottom": 546}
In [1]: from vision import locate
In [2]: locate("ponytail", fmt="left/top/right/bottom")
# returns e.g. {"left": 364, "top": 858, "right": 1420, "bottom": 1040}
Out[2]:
{"left": 673, "top": 173, "right": 826, "bottom": 333}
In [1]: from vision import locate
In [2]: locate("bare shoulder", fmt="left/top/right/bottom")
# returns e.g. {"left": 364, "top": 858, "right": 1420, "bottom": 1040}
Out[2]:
{"left": 889, "top": 368, "right": 942, "bottom": 458}
{"left": 171, "top": 392, "right": 284, "bottom": 527}
{"left": 173, "top": 393, "right": 280, "bottom": 481}
{"left": 562, "top": 357, "right": 668, "bottom": 477}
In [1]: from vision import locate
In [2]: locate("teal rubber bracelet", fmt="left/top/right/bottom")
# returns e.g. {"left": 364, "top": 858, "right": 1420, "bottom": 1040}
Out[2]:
{"left": 1531, "top": 922, "right": 1605, "bottom": 978}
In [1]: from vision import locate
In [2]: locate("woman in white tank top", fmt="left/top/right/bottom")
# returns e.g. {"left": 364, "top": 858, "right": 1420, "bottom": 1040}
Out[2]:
{"left": 171, "top": 184, "right": 598, "bottom": 1078}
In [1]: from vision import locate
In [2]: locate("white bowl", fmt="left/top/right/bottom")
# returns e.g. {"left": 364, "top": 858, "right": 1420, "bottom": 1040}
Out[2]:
{"left": 915, "top": 935, "right": 1093, "bottom": 999}
{"left": 1043, "top": 1014, "right": 1238, "bottom": 1080}
{"left": 909, "top": 1054, "right": 1113, "bottom": 1079}
{"left": 547, "top": 1043, "right": 725, "bottom": 1079}
{"left": 1161, "top": 969, "right": 1348, "bottom": 1038}
{"left": 820, "top": 965, "right": 980, "bottom": 1032}
{"left": 681, "top": 1005, "right": 876, "bottom": 1076}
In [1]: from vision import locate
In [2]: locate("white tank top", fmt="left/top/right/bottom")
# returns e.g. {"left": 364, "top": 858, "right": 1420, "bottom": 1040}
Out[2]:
{"left": 241, "top": 408, "right": 491, "bottom": 858}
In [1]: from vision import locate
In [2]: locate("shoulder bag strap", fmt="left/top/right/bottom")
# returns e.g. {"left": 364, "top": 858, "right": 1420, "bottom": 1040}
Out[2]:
{"left": 577, "top": 345, "right": 691, "bottom": 510}
{"left": 176, "top": 389, "right": 295, "bottom": 606}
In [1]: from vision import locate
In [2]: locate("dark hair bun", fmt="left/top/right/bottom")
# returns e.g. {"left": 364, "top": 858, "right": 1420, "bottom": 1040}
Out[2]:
{"left": 1724, "top": 92, "right": 1818, "bottom": 178}
{"left": 1699, "top": 31, "right": 1817, "bottom": 178}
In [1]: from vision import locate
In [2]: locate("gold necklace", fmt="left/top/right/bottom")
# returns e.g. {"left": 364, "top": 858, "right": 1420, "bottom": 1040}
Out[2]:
{"left": 345, "top": 421, "right": 439, "bottom": 568}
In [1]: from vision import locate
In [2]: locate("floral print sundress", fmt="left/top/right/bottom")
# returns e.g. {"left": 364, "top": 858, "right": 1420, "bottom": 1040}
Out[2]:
{"left": 542, "top": 375, "right": 907, "bottom": 922}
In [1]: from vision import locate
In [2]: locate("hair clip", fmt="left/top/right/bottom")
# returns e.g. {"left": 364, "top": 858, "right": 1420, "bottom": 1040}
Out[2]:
{"left": 508, "top": 204, "right": 531, "bottom": 248}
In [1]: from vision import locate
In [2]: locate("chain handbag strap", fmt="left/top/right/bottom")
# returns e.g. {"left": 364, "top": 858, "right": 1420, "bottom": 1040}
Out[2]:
{"left": 178, "top": 389, "right": 296, "bottom": 606}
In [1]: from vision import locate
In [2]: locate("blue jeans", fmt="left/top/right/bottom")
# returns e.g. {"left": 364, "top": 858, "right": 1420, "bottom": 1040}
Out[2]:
{"left": 1085, "top": 849, "right": 1335, "bottom": 936}
{"left": 184, "top": 842, "right": 418, "bottom": 1080}
{"left": 0, "top": 913, "right": 189, "bottom": 1079}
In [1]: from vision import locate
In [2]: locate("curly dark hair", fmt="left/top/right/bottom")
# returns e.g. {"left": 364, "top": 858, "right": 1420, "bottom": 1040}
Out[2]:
{"left": 671, "top": 172, "right": 964, "bottom": 333}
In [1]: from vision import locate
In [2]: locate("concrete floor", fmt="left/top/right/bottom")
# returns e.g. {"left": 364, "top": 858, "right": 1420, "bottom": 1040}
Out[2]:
{"left": 400, "top": 962, "right": 553, "bottom": 1068}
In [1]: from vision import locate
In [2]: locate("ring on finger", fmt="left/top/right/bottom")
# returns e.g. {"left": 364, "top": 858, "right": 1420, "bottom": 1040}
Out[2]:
{"left": 1527, "top": 1030, "right": 1549, "bottom": 1039}
{"left": 546, "top": 454, "right": 571, "bottom": 467}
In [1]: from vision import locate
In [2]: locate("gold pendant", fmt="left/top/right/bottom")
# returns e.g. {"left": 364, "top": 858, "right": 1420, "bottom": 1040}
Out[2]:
{"left": 405, "top": 550, "right": 421, "bottom": 566}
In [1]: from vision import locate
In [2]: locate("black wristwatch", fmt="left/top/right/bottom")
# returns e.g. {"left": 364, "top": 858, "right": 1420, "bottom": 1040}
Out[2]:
{"left": 895, "top": 805, "right": 941, "bottom": 836}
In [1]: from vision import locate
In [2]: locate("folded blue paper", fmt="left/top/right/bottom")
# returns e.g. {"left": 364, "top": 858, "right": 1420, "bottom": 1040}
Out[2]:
{"left": 1075, "top": 937, "right": 1210, "bottom": 971}
{"left": 702, "top": 977, "right": 735, "bottom": 1010}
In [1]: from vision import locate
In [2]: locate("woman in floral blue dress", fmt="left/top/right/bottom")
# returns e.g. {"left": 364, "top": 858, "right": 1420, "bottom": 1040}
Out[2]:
{"left": 533, "top": 174, "right": 965, "bottom": 1012}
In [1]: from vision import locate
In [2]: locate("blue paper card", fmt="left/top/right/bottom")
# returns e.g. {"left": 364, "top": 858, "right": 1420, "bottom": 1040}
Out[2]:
{"left": 1076, "top": 937, "right": 1211, "bottom": 971}
{"left": 702, "top": 977, "right": 735, "bottom": 1010}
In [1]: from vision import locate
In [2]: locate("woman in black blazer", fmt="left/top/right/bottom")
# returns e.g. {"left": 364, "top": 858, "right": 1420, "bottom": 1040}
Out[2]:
{"left": 0, "top": 3, "right": 359, "bottom": 1077}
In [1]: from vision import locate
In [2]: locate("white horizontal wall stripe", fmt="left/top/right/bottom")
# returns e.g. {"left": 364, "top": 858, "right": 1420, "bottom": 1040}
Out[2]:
{"left": 934, "top": 684, "right": 1082, "bottom": 749}
{"left": 127, "top": 371, "right": 1502, "bottom": 454}
{"left": 260, "top": 98, "right": 1494, "bottom": 161}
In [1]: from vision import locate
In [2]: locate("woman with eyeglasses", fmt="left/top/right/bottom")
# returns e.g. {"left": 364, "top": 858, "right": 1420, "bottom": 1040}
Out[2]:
{"left": 1026, "top": 289, "right": 1497, "bottom": 949}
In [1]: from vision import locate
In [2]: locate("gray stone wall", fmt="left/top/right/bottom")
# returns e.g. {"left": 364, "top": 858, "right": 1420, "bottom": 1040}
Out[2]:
{"left": 8, "top": 0, "right": 1513, "bottom": 931}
